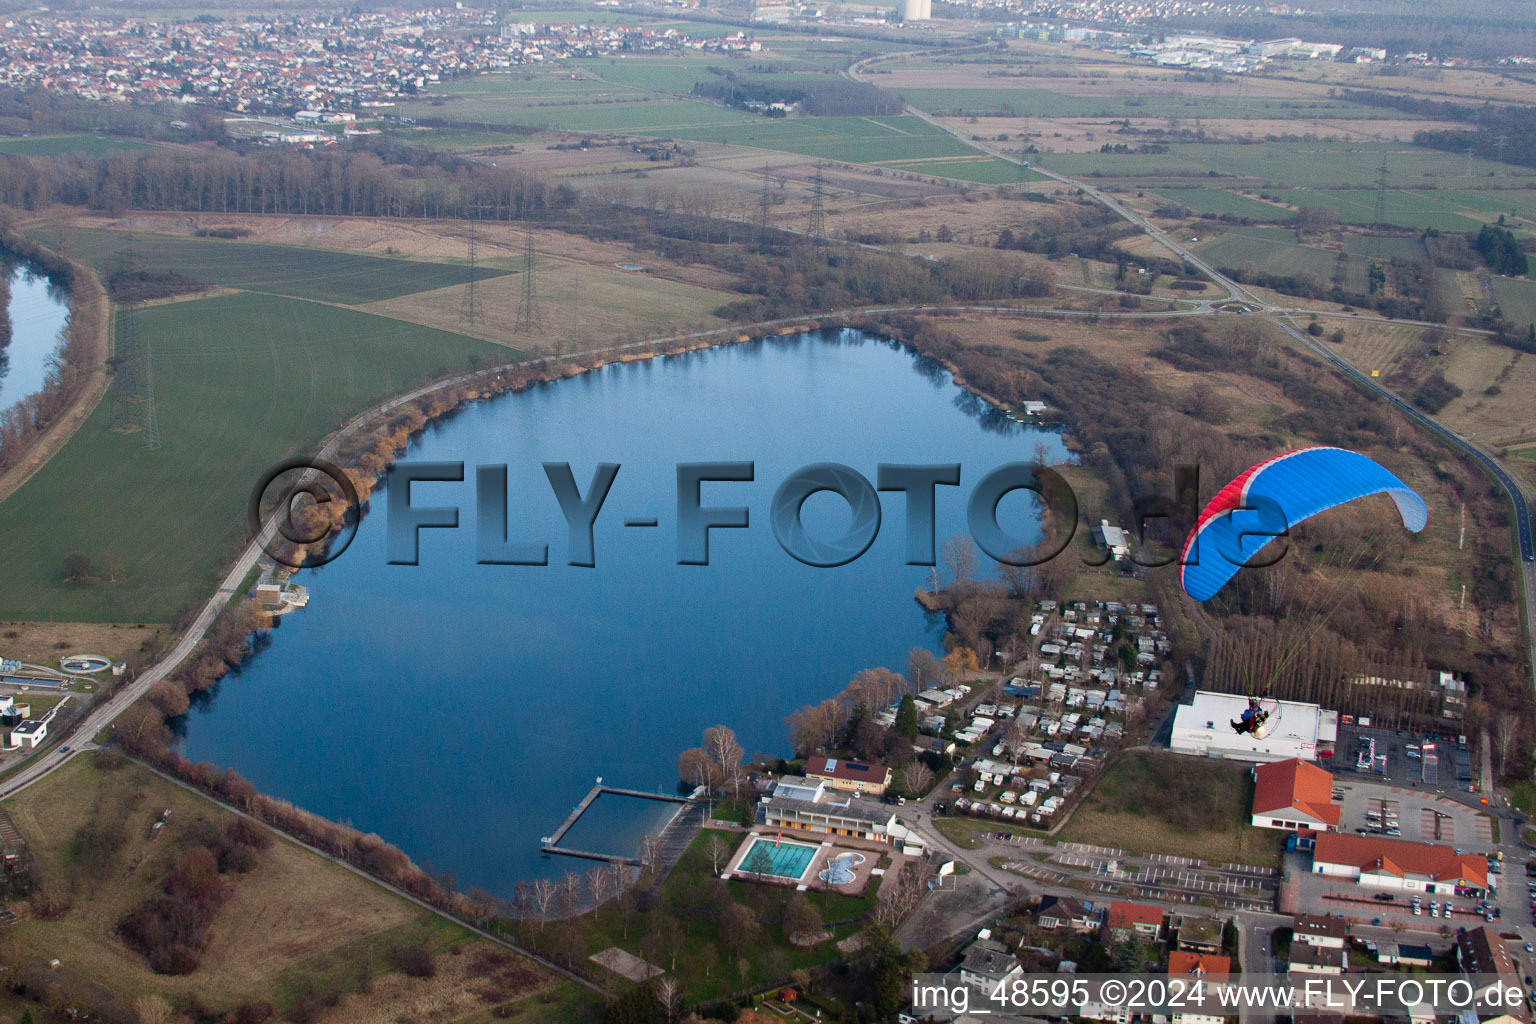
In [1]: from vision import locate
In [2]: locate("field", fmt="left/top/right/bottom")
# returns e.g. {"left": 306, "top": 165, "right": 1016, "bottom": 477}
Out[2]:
{"left": 30, "top": 227, "right": 506, "bottom": 305}
{"left": 1492, "top": 276, "right": 1536, "bottom": 330}
{"left": 1192, "top": 226, "right": 1339, "bottom": 280}
{"left": 0, "top": 290, "right": 507, "bottom": 621}
{"left": 0, "top": 134, "right": 162, "bottom": 157}
{"left": 875, "top": 154, "right": 1035, "bottom": 184}
{"left": 0, "top": 620, "right": 167, "bottom": 667}
{"left": 0, "top": 752, "right": 523, "bottom": 1018}
{"left": 1153, "top": 188, "right": 1292, "bottom": 221}
{"left": 1059, "top": 752, "right": 1286, "bottom": 866}
{"left": 891, "top": 86, "right": 1387, "bottom": 122}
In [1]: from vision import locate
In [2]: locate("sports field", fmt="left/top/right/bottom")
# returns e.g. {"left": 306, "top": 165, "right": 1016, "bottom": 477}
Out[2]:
{"left": 30, "top": 228, "right": 505, "bottom": 305}
{"left": 0, "top": 291, "right": 507, "bottom": 621}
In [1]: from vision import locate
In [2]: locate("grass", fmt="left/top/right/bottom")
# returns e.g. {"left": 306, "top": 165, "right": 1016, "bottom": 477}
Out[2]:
{"left": 1194, "top": 228, "right": 1339, "bottom": 280}
{"left": 0, "top": 752, "right": 476, "bottom": 1014}
{"left": 1058, "top": 751, "right": 1286, "bottom": 866}
{"left": 29, "top": 227, "right": 508, "bottom": 305}
{"left": 935, "top": 815, "right": 1045, "bottom": 850}
{"left": 1153, "top": 189, "right": 1292, "bottom": 221}
{"left": 1492, "top": 276, "right": 1536, "bottom": 330}
{"left": 0, "top": 291, "right": 508, "bottom": 621}
{"left": 1259, "top": 189, "right": 1484, "bottom": 232}
{"left": 0, "top": 133, "right": 160, "bottom": 157}
{"left": 574, "top": 829, "right": 878, "bottom": 1005}
{"left": 876, "top": 155, "right": 1038, "bottom": 184}
{"left": 900, "top": 89, "right": 1386, "bottom": 121}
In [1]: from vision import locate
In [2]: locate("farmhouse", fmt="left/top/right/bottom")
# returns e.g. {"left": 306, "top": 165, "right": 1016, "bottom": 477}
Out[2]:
{"left": 760, "top": 776, "right": 897, "bottom": 844}
{"left": 1250, "top": 759, "right": 1340, "bottom": 833}
{"left": 804, "top": 755, "right": 891, "bottom": 796}
{"left": 1171, "top": 691, "right": 1336, "bottom": 763}
{"left": 1311, "top": 834, "right": 1489, "bottom": 896}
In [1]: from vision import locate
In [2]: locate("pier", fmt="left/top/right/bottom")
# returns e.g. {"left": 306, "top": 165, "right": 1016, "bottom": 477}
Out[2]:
{"left": 540, "top": 779, "right": 691, "bottom": 865}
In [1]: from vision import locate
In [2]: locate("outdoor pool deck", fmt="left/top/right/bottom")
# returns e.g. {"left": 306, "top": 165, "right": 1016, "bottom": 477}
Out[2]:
{"left": 720, "top": 829, "right": 882, "bottom": 894}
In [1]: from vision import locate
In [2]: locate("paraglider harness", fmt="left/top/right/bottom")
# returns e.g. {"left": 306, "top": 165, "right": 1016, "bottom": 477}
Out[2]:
{"left": 1231, "top": 695, "right": 1271, "bottom": 736}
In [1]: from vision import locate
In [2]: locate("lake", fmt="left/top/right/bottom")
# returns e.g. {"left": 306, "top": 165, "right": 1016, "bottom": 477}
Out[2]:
{"left": 0, "top": 258, "right": 71, "bottom": 416}
{"left": 178, "top": 329, "right": 1066, "bottom": 895}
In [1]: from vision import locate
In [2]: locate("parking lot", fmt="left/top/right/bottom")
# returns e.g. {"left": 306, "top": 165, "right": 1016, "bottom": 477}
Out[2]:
{"left": 1285, "top": 851, "right": 1500, "bottom": 937}
{"left": 1334, "top": 778, "right": 1497, "bottom": 853}
{"left": 1331, "top": 724, "right": 1475, "bottom": 796}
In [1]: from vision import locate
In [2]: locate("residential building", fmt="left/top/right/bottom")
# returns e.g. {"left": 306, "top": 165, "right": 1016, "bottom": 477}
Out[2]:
{"left": 955, "top": 937, "right": 1022, "bottom": 993}
{"left": 761, "top": 776, "right": 897, "bottom": 843}
{"left": 1034, "top": 895, "right": 1102, "bottom": 933}
{"left": 1292, "top": 914, "right": 1348, "bottom": 949}
{"left": 1312, "top": 834, "right": 1489, "bottom": 896}
{"left": 805, "top": 755, "right": 892, "bottom": 796}
{"left": 1105, "top": 901, "right": 1164, "bottom": 942}
{"left": 1172, "top": 914, "right": 1223, "bottom": 953}
{"left": 1289, "top": 943, "right": 1346, "bottom": 975}
{"left": 1094, "top": 520, "right": 1130, "bottom": 560}
{"left": 1456, "top": 926, "right": 1529, "bottom": 1023}
{"left": 1251, "top": 759, "right": 1340, "bottom": 833}
{"left": 1161, "top": 952, "right": 1233, "bottom": 1024}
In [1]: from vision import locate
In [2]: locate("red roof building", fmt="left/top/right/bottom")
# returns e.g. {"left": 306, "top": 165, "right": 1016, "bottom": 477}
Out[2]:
{"left": 1106, "top": 901, "right": 1165, "bottom": 941}
{"left": 1169, "top": 951, "right": 1231, "bottom": 978}
{"left": 1312, "top": 833, "right": 1489, "bottom": 895}
{"left": 804, "top": 755, "right": 891, "bottom": 795}
{"left": 1251, "top": 758, "right": 1340, "bottom": 834}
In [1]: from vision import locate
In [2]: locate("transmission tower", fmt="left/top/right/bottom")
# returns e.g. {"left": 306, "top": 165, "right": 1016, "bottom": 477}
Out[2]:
{"left": 1494, "top": 134, "right": 1509, "bottom": 173}
{"left": 513, "top": 221, "right": 542, "bottom": 335}
{"left": 460, "top": 214, "right": 481, "bottom": 324}
{"left": 1465, "top": 144, "right": 1475, "bottom": 178}
{"left": 756, "top": 165, "right": 773, "bottom": 242}
{"left": 1367, "top": 151, "right": 1390, "bottom": 263}
{"left": 141, "top": 337, "right": 160, "bottom": 450}
{"left": 806, "top": 161, "right": 827, "bottom": 249}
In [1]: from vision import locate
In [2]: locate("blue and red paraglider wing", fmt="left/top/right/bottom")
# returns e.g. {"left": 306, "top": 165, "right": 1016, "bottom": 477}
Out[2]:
{"left": 1179, "top": 447, "right": 1428, "bottom": 602}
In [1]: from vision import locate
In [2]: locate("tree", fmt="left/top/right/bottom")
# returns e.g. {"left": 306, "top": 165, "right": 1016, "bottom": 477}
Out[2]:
{"left": 783, "top": 892, "right": 822, "bottom": 941}
{"left": 894, "top": 694, "right": 919, "bottom": 740}
{"left": 942, "top": 646, "right": 979, "bottom": 681}
{"left": 62, "top": 552, "right": 92, "bottom": 581}
{"left": 906, "top": 648, "right": 942, "bottom": 691}
{"left": 134, "top": 994, "right": 174, "bottom": 1024}
{"left": 903, "top": 761, "right": 935, "bottom": 797}
{"left": 703, "top": 725, "right": 745, "bottom": 797}
{"left": 1495, "top": 712, "right": 1521, "bottom": 777}
{"left": 719, "top": 900, "right": 760, "bottom": 955}
{"left": 677, "top": 747, "right": 719, "bottom": 792}
{"left": 941, "top": 534, "right": 978, "bottom": 592}
{"left": 705, "top": 834, "right": 732, "bottom": 874}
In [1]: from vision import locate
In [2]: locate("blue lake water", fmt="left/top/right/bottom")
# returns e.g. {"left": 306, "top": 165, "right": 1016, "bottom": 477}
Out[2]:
{"left": 0, "top": 259, "right": 71, "bottom": 416}
{"left": 178, "top": 329, "right": 1066, "bottom": 895}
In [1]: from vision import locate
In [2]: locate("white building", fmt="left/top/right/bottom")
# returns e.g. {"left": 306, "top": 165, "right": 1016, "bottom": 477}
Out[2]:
{"left": 1170, "top": 691, "right": 1336, "bottom": 763}
{"left": 8, "top": 719, "right": 45, "bottom": 748}
{"left": 1094, "top": 520, "right": 1130, "bottom": 560}
{"left": 899, "top": 0, "right": 931, "bottom": 20}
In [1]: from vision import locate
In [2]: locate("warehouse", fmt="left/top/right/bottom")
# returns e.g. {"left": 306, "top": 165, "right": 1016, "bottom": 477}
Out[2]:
{"left": 1170, "top": 691, "right": 1337, "bottom": 763}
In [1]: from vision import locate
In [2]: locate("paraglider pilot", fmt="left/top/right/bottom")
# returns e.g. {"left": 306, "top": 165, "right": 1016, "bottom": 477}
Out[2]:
{"left": 1231, "top": 696, "right": 1270, "bottom": 736}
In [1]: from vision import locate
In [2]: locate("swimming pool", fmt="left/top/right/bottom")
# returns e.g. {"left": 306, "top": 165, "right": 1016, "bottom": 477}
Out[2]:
{"left": 819, "top": 851, "right": 867, "bottom": 886}
{"left": 742, "top": 837, "right": 817, "bottom": 880}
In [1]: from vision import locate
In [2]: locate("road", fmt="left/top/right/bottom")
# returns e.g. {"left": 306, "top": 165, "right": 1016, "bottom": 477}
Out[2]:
{"left": 848, "top": 50, "right": 1536, "bottom": 691}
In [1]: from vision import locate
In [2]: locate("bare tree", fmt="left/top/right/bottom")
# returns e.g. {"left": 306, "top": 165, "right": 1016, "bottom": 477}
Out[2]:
{"left": 640, "top": 832, "right": 663, "bottom": 869}
{"left": 656, "top": 976, "right": 681, "bottom": 1024}
{"left": 585, "top": 865, "right": 610, "bottom": 908}
{"left": 904, "top": 761, "right": 935, "bottom": 797}
{"left": 134, "top": 994, "right": 174, "bottom": 1024}
{"left": 706, "top": 834, "right": 732, "bottom": 874}
{"left": 607, "top": 857, "right": 630, "bottom": 898}
{"left": 1495, "top": 712, "right": 1521, "bottom": 777}
{"left": 561, "top": 871, "right": 583, "bottom": 915}
{"left": 942, "top": 534, "right": 979, "bottom": 593}
{"left": 529, "top": 877, "right": 558, "bottom": 929}
{"left": 704, "top": 725, "right": 745, "bottom": 797}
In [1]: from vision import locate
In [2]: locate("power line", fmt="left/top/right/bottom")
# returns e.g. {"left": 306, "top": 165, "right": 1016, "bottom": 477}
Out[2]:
{"left": 1494, "top": 134, "right": 1508, "bottom": 173}
{"left": 461, "top": 213, "right": 481, "bottom": 325}
{"left": 806, "top": 161, "right": 827, "bottom": 249}
{"left": 514, "top": 221, "right": 542, "bottom": 335}
{"left": 141, "top": 335, "right": 160, "bottom": 450}
{"left": 757, "top": 164, "right": 772, "bottom": 242}
{"left": 1367, "top": 150, "right": 1390, "bottom": 264}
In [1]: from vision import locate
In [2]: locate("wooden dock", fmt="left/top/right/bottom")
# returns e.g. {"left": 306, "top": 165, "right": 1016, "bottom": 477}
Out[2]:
{"left": 540, "top": 781, "right": 690, "bottom": 865}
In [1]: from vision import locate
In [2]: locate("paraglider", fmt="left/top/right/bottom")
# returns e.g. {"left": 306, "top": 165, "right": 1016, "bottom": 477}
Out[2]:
{"left": 1179, "top": 446, "right": 1428, "bottom": 603}
{"left": 1231, "top": 694, "right": 1278, "bottom": 738}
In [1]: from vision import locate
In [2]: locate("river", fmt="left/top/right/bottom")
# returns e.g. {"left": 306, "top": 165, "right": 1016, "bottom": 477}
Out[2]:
{"left": 177, "top": 328, "right": 1067, "bottom": 895}
{"left": 0, "top": 257, "right": 71, "bottom": 417}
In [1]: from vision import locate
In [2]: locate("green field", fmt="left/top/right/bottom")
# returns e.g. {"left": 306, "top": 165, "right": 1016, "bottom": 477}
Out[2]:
{"left": 1038, "top": 141, "right": 1524, "bottom": 189}
{"left": 878, "top": 155, "right": 1038, "bottom": 184}
{"left": 1193, "top": 227, "right": 1339, "bottom": 280}
{"left": 30, "top": 228, "right": 506, "bottom": 305}
{"left": 0, "top": 292, "right": 508, "bottom": 620}
{"left": 0, "top": 133, "right": 161, "bottom": 157}
{"left": 1493, "top": 276, "right": 1536, "bottom": 329}
{"left": 575, "top": 55, "right": 832, "bottom": 94}
{"left": 1153, "top": 188, "right": 1292, "bottom": 221}
{"left": 894, "top": 87, "right": 1397, "bottom": 122}
{"left": 1261, "top": 189, "right": 1484, "bottom": 232}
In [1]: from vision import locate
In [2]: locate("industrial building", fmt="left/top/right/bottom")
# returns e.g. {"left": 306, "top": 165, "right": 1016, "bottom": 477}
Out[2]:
{"left": 899, "top": 0, "right": 931, "bottom": 21}
{"left": 1170, "top": 691, "right": 1336, "bottom": 762}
